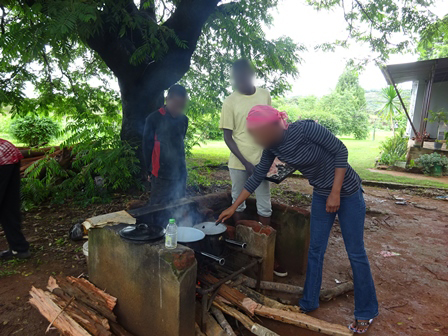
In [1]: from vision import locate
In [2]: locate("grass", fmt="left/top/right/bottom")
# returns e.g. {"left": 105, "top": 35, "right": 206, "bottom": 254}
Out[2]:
{"left": 190, "top": 130, "right": 448, "bottom": 188}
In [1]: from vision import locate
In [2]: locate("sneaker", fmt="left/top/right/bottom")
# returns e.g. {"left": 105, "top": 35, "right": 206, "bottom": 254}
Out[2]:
{"left": 0, "top": 249, "right": 31, "bottom": 260}
{"left": 274, "top": 264, "right": 288, "bottom": 277}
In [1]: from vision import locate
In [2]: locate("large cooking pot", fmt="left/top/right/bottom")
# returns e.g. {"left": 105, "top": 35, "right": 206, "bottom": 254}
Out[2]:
{"left": 177, "top": 227, "right": 225, "bottom": 265}
{"left": 193, "top": 222, "right": 227, "bottom": 256}
{"left": 193, "top": 222, "right": 247, "bottom": 256}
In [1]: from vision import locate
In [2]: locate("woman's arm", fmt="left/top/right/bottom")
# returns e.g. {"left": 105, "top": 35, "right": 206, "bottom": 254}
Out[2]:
{"left": 303, "top": 121, "right": 348, "bottom": 213}
{"left": 217, "top": 149, "right": 275, "bottom": 222}
{"left": 326, "top": 167, "right": 346, "bottom": 213}
{"left": 217, "top": 189, "right": 251, "bottom": 223}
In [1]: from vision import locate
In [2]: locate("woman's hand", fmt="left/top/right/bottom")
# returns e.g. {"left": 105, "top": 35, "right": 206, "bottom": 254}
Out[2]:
{"left": 326, "top": 191, "right": 340, "bottom": 213}
{"left": 217, "top": 206, "right": 237, "bottom": 223}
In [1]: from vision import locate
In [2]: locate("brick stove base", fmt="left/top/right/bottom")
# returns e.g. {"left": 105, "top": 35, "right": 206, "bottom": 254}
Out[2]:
{"left": 88, "top": 224, "right": 197, "bottom": 336}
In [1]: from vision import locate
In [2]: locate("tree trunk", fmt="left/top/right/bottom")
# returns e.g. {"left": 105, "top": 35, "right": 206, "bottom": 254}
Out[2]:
{"left": 119, "top": 77, "right": 164, "bottom": 171}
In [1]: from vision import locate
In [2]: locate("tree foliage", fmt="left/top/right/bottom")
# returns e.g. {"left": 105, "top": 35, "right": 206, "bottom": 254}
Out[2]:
{"left": 320, "top": 66, "right": 369, "bottom": 139}
{"left": 378, "top": 85, "right": 402, "bottom": 136}
{"left": 0, "top": 0, "right": 301, "bottom": 205}
{"left": 307, "top": 0, "right": 438, "bottom": 61}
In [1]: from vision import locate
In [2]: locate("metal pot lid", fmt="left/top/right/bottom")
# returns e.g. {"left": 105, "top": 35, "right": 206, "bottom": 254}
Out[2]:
{"left": 177, "top": 227, "right": 205, "bottom": 243}
{"left": 194, "top": 222, "right": 227, "bottom": 235}
{"left": 119, "top": 223, "right": 165, "bottom": 242}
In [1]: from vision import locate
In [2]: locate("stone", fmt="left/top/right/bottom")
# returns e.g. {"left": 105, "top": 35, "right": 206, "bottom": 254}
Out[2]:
{"left": 88, "top": 224, "right": 197, "bottom": 336}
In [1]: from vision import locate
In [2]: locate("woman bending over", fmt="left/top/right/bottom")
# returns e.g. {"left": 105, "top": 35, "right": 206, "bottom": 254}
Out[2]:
{"left": 217, "top": 105, "right": 378, "bottom": 334}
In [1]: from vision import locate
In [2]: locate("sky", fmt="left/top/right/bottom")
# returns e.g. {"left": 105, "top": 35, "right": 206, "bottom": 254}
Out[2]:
{"left": 265, "top": 0, "right": 448, "bottom": 97}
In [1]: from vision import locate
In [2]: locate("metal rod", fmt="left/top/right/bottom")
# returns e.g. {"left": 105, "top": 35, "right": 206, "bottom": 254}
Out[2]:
{"left": 204, "top": 259, "right": 259, "bottom": 294}
{"left": 224, "top": 239, "right": 247, "bottom": 249}
{"left": 199, "top": 252, "right": 225, "bottom": 266}
{"left": 383, "top": 66, "right": 418, "bottom": 136}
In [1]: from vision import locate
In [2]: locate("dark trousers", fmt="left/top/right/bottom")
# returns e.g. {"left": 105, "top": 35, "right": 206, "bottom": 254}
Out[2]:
{"left": 0, "top": 163, "right": 29, "bottom": 252}
{"left": 150, "top": 176, "right": 186, "bottom": 205}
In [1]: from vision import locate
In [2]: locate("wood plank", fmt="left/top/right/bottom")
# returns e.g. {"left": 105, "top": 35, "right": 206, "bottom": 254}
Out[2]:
{"left": 254, "top": 306, "right": 353, "bottom": 336}
{"left": 213, "top": 299, "right": 279, "bottom": 336}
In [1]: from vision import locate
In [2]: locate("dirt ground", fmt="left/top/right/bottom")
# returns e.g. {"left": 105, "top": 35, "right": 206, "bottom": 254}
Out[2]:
{"left": 0, "top": 173, "right": 447, "bottom": 336}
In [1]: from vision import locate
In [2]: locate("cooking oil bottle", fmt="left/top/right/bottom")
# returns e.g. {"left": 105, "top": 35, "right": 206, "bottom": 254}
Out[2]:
{"left": 165, "top": 218, "right": 177, "bottom": 249}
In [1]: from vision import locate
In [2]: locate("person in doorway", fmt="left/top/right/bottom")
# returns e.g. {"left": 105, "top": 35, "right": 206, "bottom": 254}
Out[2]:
{"left": 217, "top": 105, "right": 379, "bottom": 334}
{"left": 220, "top": 59, "right": 287, "bottom": 277}
{"left": 0, "top": 139, "right": 30, "bottom": 259}
{"left": 143, "top": 84, "right": 189, "bottom": 205}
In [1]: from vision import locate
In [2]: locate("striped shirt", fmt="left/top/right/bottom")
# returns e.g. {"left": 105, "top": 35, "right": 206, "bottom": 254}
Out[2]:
{"left": 245, "top": 120, "right": 362, "bottom": 197}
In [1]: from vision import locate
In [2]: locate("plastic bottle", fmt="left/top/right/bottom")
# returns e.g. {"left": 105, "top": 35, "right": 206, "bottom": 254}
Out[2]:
{"left": 165, "top": 218, "right": 177, "bottom": 249}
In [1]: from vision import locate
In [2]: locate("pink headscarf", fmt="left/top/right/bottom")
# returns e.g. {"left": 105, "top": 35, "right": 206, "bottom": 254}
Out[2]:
{"left": 246, "top": 105, "right": 289, "bottom": 130}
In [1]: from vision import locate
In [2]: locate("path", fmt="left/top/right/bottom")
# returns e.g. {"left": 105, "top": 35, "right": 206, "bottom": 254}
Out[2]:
{"left": 368, "top": 168, "right": 448, "bottom": 184}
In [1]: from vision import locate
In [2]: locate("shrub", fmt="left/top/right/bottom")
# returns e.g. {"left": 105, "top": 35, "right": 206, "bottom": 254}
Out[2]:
{"left": 416, "top": 152, "right": 448, "bottom": 175}
{"left": 297, "top": 110, "right": 341, "bottom": 135}
{"left": 378, "top": 131, "right": 408, "bottom": 165}
{"left": 10, "top": 116, "right": 59, "bottom": 147}
{"left": 21, "top": 115, "right": 141, "bottom": 208}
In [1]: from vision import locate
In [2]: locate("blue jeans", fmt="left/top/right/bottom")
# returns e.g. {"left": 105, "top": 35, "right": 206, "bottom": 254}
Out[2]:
{"left": 299, "top": 188, "right": 379, "bottom": 320}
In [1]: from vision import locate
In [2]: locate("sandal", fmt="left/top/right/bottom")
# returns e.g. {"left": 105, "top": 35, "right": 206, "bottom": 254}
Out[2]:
{"left": 348, "top": 319, "right": 373, "bottom": 334}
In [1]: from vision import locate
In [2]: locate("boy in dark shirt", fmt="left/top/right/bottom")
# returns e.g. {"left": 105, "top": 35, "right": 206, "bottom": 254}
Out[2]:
{"left": 143, "top": 85, "right": 189, "bottom": 205}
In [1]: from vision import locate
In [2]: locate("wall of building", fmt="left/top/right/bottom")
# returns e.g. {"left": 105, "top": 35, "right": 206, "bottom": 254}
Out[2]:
{"left": 428, "top": 82, "right": 448, "bottom": 139}
{"left": 409, "top": 81, "right": 448, "bottom": 139}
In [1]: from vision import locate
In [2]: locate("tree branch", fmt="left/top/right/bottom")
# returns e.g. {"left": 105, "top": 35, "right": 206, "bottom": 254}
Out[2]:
{"left": 139, "top": 0, "right": 157, "bottom": 22}
{"left": 1, "top": 5, "right": 6, "bottom": 35}
{"left": 215, "top": 1, "right": 240, "bottom": 16}
{"left": 144, "top": 0, "right": 221, "bottom": 88}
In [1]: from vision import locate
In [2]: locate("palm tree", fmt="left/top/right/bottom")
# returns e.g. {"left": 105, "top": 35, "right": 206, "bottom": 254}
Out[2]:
{"left": 378, "top": 85, "right": 402, "bottom": 136}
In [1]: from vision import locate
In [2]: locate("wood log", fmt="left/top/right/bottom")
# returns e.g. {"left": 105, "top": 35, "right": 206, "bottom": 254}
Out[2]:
{"left": 108, "top": 320, "right": 134, "bottom": 336}
{"left": 29, "top": 286, "right": 90, "bottom": 336}
{"left": 241, "top": 275, "right": 353, "bottom": 302}
{"left": 213, "top": 299, "right": 279, "bottom": 336}
{"left": 48, "top": 276, "right": 117, "bottom": 321}
{"left": 204, "top": 312, "right": 226, "bottom": 336}
{"left": 319, "top": 282, "right": 354, "bottom": 302}
{"left": 201, "top": 274, "right": 258, "bottom": 316}
{"left": 235, "top": 285, "right": 301, "bottom": 312}
{"left": 240, "top": 275, "right": 304, "bottom": 295}
{"left": 210, "top": 307, "right": 236, "bottom": 336}
{"left": 50, "top": 289, "right": 111, "bottom": 335}
{"left": 254, "top": 306, "right": 353, "bottom": 336}
{"left": 20, "top": 146, "right": 60, "bottom": 158}
{"left": 195, "top": 323, "right": 207, "bottom": 336}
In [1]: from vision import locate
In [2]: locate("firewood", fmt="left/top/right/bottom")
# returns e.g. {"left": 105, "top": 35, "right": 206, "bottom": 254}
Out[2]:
{"left": 201, "top": 274, "right": 258, "bottom": 316}
{"left": 319, "top": 282, "right": 354, "bottom": 302}
{"left": 235, "top": 285, "right": 301, "bottom": 312}
{"left": 108, "top": 320, "right": 134, "bottom": 336}
{"left": 29, "top": 286, "right": 90, "bottom": 336}
{"left": 239, "top": 275, "right": 304, "bottom": 294}
{"left": 50, "top": 276, "right": 117, "bottom": 321}
{"left": 195, "top": 323, "right": 207, "bottom": 336}
{"left": 204, "top": 311, "right": 226, "bottom": 336}
{"left": 50, "top": 291, "right": 112, "bottom": 335}
{"left": 240, "top": 275, "right": 354, "bottom": 302}
{"left": 213, "top": 299, "right": 279, "bottom": 336}
{"left": 254, "top": 306, "right": 353, "bottom": 336}
{"left": 210, "top": 307, "right": 236, "bottom": 336}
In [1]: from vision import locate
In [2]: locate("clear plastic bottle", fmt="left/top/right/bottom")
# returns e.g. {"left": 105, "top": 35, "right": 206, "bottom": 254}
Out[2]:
{"left": 165, "top": 218, "right": 177, "bottom": 249}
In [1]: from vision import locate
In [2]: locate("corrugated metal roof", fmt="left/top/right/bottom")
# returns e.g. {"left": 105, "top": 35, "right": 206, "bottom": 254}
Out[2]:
{"left": 381, "top": 57, "right": 448, "bottom": 84}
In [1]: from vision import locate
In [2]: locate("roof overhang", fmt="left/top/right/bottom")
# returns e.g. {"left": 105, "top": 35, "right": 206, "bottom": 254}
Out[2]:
{"left": 380, "top": 57, "right": 448, "bottom": 85}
